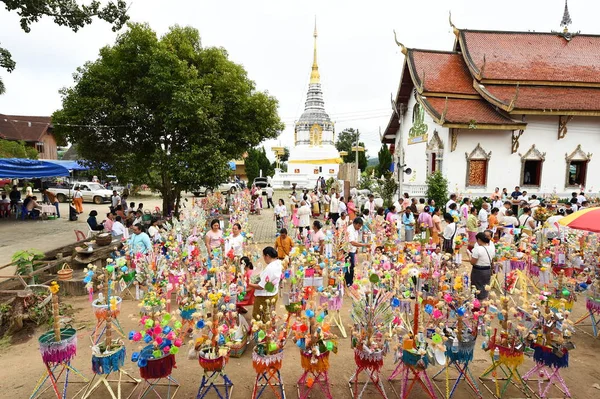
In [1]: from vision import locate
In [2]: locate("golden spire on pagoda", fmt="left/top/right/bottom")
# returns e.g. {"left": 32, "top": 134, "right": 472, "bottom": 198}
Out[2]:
{"left": 310, "top": 17, "right": 321, "bottom": 84}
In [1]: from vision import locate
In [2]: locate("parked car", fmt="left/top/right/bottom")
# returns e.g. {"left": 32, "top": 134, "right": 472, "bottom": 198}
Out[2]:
{"left": 191, "top": 182, "right": 241, "bottom": 197}
{"left": 49, "top": 182, "right": 114, "bottom": 204}
{"left": 253, "top": 177, "right": 269, "bottom": 195}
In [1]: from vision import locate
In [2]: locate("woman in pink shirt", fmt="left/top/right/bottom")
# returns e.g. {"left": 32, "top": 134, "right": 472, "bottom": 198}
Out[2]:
{"left": 417, "top": 205, "right": 434, "bottom": 241}
{"left": 205, "top": 219, "right": 224, "bottom": 261}
{"left": 310, "top": 220, "right": 326, "bottom": 255}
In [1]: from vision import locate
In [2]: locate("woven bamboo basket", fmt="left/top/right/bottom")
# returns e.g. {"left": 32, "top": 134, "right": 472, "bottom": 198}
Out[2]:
{"left": 96, "top": 233, "right": 112, "bottom": 247}
{"left": 57, "top": 263, "right": 73, "bottom": 281}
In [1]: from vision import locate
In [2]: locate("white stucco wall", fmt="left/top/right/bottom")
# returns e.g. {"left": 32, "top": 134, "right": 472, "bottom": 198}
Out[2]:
{"left": 396, "top": 101, "right": 599, "bottom": 197}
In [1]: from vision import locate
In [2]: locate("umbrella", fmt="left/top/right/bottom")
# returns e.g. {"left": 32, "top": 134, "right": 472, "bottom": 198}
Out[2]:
{"left": 558, "top": 207, "right": 600, "bottom": 233}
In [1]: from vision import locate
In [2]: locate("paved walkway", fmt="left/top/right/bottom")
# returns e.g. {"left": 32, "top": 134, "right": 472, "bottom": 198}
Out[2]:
{"left": 247, "top": 198, "right": 280, "bottom": 244}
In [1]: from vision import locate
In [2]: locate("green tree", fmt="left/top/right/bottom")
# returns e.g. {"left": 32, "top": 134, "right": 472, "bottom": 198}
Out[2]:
{"left": 425, "top": 171, "right": 449, "bottom": 212}
{"left": 246, "top": 147, "right": 274, "bottom": 183}
{"left": 53, "top": 23, "right": 283, "bottom": 214}
{"left": 376, "top": 144, "right": 392, "bottom": 178}
{"left": 335, "top": 127, "right": 368, "bottom": 171}
{"left": 0, "top": 0, "right": 129, "bottom": 94}
{"left": 280, "top": 147, "right": 290, "bottom": 163}
{"left": 377, "top": 176, "right": 398, "bottom": 208}
{"left": 0, "top": 139, "right": 38, "bottom": 159}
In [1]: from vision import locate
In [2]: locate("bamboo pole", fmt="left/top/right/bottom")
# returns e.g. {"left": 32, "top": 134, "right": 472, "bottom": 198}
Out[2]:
{"left": 52, "top": 291, "right": 61, "bottom": 342}
{"left": 104, "top": 269, "right": 112, "bottom": 348}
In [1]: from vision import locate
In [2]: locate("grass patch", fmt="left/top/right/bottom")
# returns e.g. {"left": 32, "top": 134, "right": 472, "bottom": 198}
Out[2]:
{"left": 0, "top": 334, "right": 12, "bottom": 351}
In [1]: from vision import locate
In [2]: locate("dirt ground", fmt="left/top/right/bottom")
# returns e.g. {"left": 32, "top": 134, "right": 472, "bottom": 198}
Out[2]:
{"left": 1, "top": 192, "right": 600, "bottom": 398}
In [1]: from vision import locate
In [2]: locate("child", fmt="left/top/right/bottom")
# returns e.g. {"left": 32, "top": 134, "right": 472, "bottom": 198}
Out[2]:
{"left": 253, "top": 195, "right": 262, "bottom": 215}
{"left": 292, "top": 204, "right": 299, "bottom": 229}
{"left": 237, "top": 256, "right": 255, "bottom": 314}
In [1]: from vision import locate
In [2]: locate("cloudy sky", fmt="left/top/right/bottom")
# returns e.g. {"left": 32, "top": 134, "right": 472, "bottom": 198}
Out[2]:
{"left": 0, "top": 0, "right": 591, "bottom": 160}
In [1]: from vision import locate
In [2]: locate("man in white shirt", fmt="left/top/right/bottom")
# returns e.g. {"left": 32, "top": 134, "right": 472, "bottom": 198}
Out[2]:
{"left": 517, "top": 191, "right": 529, "bottom": 202}
{"left": 265, "top": 185, "right": 274, "bottom": 208}
{"left": 345, "top": 217, "right": 369, "bottom": 286}
{"left": 339, "top": 197, "right": 347, "bottom": 215}
{"left": 528, "top": 195, "right": 540, "bottom": 209}
{"left": 445, "top": 193, "right": 457, "bottom": 213}
{"left": 329, "top": 192, "right": 340, "bottom": 224}
{"left": 111, "top": 190, "right": 121, "bottom": 210}
{"left": 497, "top": 201, "right": 511, "bottom": 224}
{"left": 336, "top": 212, "right": 349, "bottom": 230}
{"left": 111, "top": 215, "right": 128, "bottom": 238}
{"left": 478, "top": 203, "right": 490, "bottom": 232}
{"left": 297, "top": 201, "right": 311, "bottom": 237}
{"left": 492, "top": 197, "right": 503, "bottom": 211}
{"left": 577, "top": 192, "right": 586, "bottom": 205}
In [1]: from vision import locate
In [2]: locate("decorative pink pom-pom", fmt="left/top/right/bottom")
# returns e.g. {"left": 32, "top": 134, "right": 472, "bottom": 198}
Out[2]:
{"left": 132, "top": 332, "right": 142, "bottom": 342}
{"left": 155, "top": 337, "right": 163, "bottom": 345}
{"left": 153, "top": 326, "right": 162, "bottom": 335}
{"left": 433, "top": 309, "right": 443, "bottom": 319}
{"left": 163, "top": 346, "right": 170, "bottom": 353}
{"left": 443, "top": 294, "right": 453, "bottom": 303}
{"left": 473, "top": 299, "right": 481, "bottom": 308}
{"left": 174, "top": 338, "right": 183, "bottom": 347}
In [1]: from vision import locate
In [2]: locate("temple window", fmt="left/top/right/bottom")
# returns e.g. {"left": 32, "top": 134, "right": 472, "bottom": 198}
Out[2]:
{"left": 565, "top": 145, "right": 592, "bottom": 188}
{"left": 426, "top": 130, "right": 444, "bottom": 176}
{"left": 519, "top": 144, "right": 545, "bottom": 188}
{"left": 465, "top": 143, "right": 491, "bottom": 188}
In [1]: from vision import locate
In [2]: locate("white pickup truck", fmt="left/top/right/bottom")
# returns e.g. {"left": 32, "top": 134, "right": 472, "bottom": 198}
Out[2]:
{"left": 191, "top": 182, "right": 241, "bottom": 197}
{"left": 48, "top": 182, "right": 114, "bottom": 204}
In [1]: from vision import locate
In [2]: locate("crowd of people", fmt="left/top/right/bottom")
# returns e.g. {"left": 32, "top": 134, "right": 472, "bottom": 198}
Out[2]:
{"left": 254, "top": 184, "right": 595, "bottom": 303}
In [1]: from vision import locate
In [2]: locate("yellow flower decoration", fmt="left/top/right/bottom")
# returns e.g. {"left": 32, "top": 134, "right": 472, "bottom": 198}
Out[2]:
{"left": 50, "top": 281, "right": 60, "bottom": 294}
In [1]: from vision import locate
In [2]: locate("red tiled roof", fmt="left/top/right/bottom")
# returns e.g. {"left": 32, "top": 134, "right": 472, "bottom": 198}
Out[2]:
{"left": 421, "top": 97, "right": 524, "bottom": 127}
{"left": 460, "top": 31, "right": 600, "bottom": 84}
{"left": 408, "top": 50, "right": 477, "bottom": 95}
{"left": 479, "top": 84, "right": 600, "bottom": 112}
{"left": 0, "top": 114, "right": 52, "bottom": 142}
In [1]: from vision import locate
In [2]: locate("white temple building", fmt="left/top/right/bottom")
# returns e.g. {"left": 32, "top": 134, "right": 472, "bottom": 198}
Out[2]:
{"left": 271, "top": 23, "right": 342, "bottom": 189}
{"left": 382, "top": 5, "right": 600, "bottom": 198}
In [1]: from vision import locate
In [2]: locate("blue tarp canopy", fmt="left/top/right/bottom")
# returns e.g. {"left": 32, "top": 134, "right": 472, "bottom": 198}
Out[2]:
{"left": 228, "top": 161, "right": 236, "bottom": 171}
{"left": 44, "top": 159, "right": 91, "bottom": 171}
{"left": 0, "top": 158, "right": 70, "bottom": 178}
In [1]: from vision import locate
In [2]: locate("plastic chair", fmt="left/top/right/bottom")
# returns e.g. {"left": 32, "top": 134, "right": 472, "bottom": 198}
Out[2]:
{"left": 74, "top": 230, "right": 87, "bottom": 241}
{"left": 87, "top": 223, "right": 101, "bottom": 238}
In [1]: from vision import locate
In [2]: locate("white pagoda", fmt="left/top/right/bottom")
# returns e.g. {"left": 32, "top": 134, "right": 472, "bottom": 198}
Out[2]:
{"left": 271, "top": 22, "right": 342, "bottom": 189}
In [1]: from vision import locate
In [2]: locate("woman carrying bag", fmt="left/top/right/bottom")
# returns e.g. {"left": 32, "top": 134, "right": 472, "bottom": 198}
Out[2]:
{"left": 469, "top": 232, "right": 496, "bottom": 300}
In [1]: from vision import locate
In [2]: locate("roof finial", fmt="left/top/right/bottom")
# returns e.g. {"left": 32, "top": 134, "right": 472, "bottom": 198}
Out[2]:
{"left": 449, "top": 11, "right": 459, "bottom": 37}
{"left": 310, "top": 16, "right": 320, "bottom": 84}
{"left": 393, "top": 30, "right": 407, "bottom": 55}
{"left": 561, "top": 0, "right": 572, "bottom": 32}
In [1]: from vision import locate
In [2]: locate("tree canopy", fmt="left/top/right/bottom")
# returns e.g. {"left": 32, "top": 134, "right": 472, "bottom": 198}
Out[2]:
{"left": 376, "top": 144, "right": 393, "bottom": 178}
{"left": 335, "top": 127, "right": 368, "bottom": 171}
{"left": 53, "top": 23, "right": 283, "bottom": 214}
{"left": 0, "top": 0, "right": 130, "bottom": 94}
{"left": 246, "top": 147, "right": 274, "bottom": 184}
{"left": 425, "top": 171, "right": 449, "bottom": 211}
{"left": 0, "top": 138, "right": 38, "bottom": 159}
